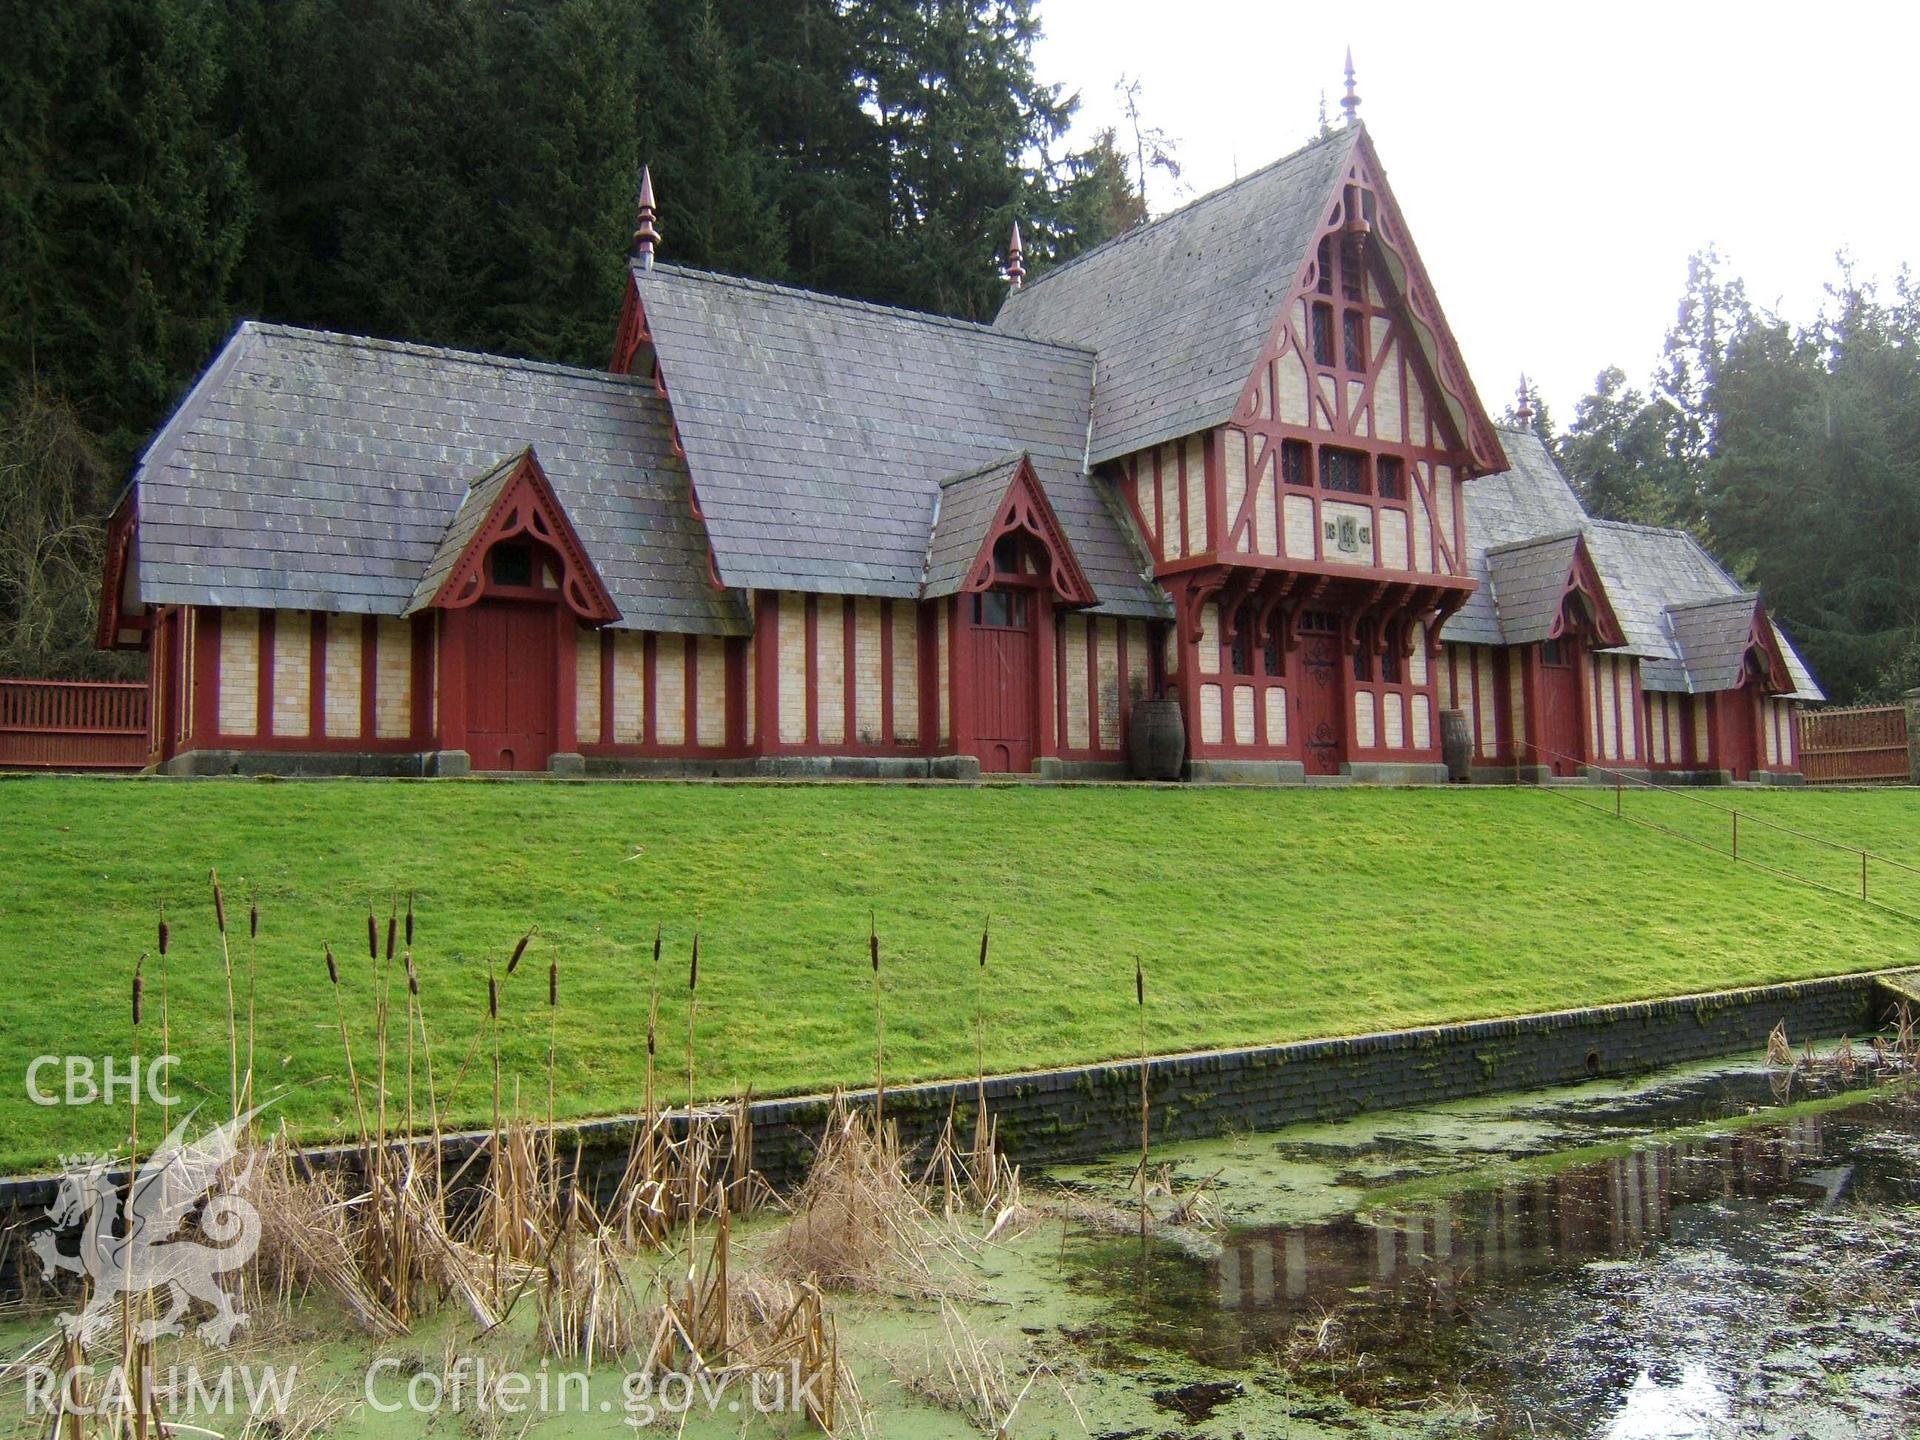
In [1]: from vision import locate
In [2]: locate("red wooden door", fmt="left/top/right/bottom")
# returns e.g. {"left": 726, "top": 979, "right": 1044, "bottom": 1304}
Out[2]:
{"left": 968, "top": 591, "right": 1035, "bottom": 773}
{"left": 466, "top": 601, "right": 555, "bottom": 771}
{"left": 1295, "top": 632, "right": 1343, "bottom": 776}
{"left": 1719, "top": 688, "right": 1757, "bottom": 779}
{"left": 1536, "top": 641, "right": 1583, "bottom": 776}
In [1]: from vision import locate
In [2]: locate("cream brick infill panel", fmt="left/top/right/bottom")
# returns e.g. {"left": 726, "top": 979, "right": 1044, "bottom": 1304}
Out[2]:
{"left": 374, "top": 618, "right": 413, "bottom": 739}
{"left": 853, "top": 598, "right": 884, "bottom": 744}
{"left": 656, "top": 634, "right": 687, "bottom": 745}
{"left": 779, "top": 593, "right": 808, "bottom": 745}
{"left": 1095, "top": 618, "right": 1121, "bottom": 749}
{"left": 218, "top": 609, "right": 260, "bottom": 736}
{"left": 324, "top": 614, "right": 362, "bottom": 738}
{"left": 613, "top": 632, "right": 645, "bottom": 743}
{"left": 1200, "top": 683, "right": 1224, "bottom": 745}
{"left": 891, "top": 602, "right": 918, "bottom": 743}
{"left": 696, "top": 638, "right": 726, "bottom": 747}
{"left": 576, "top": 629, "right": 602, "bottom": 740}
{"left": 816, "top": 602, "right": 845, "bottom": 746}
{"left": 271, "top": 610, "right": 311, "bottom": 737}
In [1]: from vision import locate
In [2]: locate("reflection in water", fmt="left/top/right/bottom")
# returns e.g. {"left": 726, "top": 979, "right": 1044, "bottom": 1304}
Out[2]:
{"left": 1213, "top": 1116, "right": 1835, "bottom": 1316}
{"left": 1065, "top": 1086, "right": 1920, "bottom": 1435}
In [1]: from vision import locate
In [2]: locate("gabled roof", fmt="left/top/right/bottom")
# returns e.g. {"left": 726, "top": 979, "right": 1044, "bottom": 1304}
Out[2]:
{"left": 1445, "top": 427, "right": 1823, "bottom": 700}
{"left": 1666, "top": 593, "right": 1794, "bottom": 695}
{"left": 993, "top": 128, "right": 1360, "bottom": 463}
{"left": 129, "top": 323, "right": 742, "bottom": 634}
{"left": 406, "top": 448, "right": 620, "bottom": 622}
{"left": 1450, "top": 430, "right": 1590, "bottom": 645}
{"left": 921, "top": 454, "right": 1096, "bottom": 604}
{"left": 630, "top": 264, "right": 1166, "bottom": 619}
{"left": 1484, "top": 532, "right": 1625, "bottom": 648}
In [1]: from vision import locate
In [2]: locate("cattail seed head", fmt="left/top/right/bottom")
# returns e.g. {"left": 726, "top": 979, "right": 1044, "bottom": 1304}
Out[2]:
{"left": 405, "top": 955, "right": 419, "bottom": 996}
{"left": 488, "top": 973, "right": 499, "bottom": 1020}
{"left": 366, "top": 907, "right": 378, "bottom": 962}
{"left": 249, "top": 900, "right": 259, "bottom": 940}
{"left": 647, "top": 1017, "right": 656, "bottom": 1056}
{"left": 1135, "top": 957, "right": 1144, "bottom": 1007}
{"left": 325, "top": 943, "right": 339, "bottom": 986}
{"left": 405, "top": 893, "right": 415, "bottom": 947}
{"left": 689, "top": 933, "right": 699, "bottom": 992}
{"left": 133, "top": 956, "right": 145, "bottom": 1026}
{"left": 548, "top": 959, "right": 558, "bottom": 1008}
{"left": 979, "top": 921, "right": 989, "bottom": 969}
{"left": 869, "top": 914, "right": 879, "bottom": 974}
{"left": 211, "top": 870, "right": 226, "bottom": 934}
{"left": 509, "top": 929, "right": 532, "bottom": 974}
{"left": 385, "top": 911, "right": 397, "bottom": 963}
{"left": 158, "top": 907, "right": 170, "bottom": 957}
{"left": 652, "top": 923, "right": 662, "bottom": 967}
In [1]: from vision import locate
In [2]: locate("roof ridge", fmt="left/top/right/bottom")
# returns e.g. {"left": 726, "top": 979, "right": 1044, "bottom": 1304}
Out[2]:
{"left": 1004, "top": 126, "right": 1358, "bottom": 302}
{"left": 638, "top": 263, "right": 1096, "bottom": 357}
{"left": 1667, "top": 591, "right": 1759, "bottom": 612}
{"left": 938, "top": 453, "right": 1028, "bottom": 489}
{"left": 239, "top": 320, "right": 655, "bottom": 391}
{"left": 1485, "top": 528, "right": 1582, "bottom": 556}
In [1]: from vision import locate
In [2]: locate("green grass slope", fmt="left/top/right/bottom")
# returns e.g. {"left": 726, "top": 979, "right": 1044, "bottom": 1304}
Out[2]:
{"left": 0, "top": 777, "right": 1913, "bottom": 1171}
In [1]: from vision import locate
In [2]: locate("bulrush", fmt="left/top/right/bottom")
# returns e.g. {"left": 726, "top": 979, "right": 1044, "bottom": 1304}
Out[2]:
{"left": 158, "top": 904, "right": 170, "bottom": 957}
{"left": 132, "top": 956, "right": 145, "bottom": 1028}
{"left": 869, "top": 913, "right": 885, "bottom": 1128}
{"left": 385, "top": 899, "right": 397, "bottom": 962}
{"left": 509, "top": 928, "right": 534, "bottom": 975}
{"left": 326, "top": 943, "right": 339, "bottom": 986}
{"left": 211, "top": 869, "right": 227, "bottom": 934}
{"left": 405, "top": 892, "right": 415, "bottom": 948}
{"left": 367, "top": 905, "right": 378, "bottom": 962}
{"left": 213, "top": 869, "right": 238, "bottom": 1121}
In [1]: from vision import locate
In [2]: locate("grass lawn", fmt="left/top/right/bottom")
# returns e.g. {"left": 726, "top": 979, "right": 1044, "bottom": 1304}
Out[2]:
{"left": 0, "top": 776, "right": 1915, "bottom": 1173}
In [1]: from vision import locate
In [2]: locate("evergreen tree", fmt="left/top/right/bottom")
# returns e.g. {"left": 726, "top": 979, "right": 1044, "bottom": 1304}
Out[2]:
{"left": 1556, "top": 367, "right": 1685, "bottom": 527}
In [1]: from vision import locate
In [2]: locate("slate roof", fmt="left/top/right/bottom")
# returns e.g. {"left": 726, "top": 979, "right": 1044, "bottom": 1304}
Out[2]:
{"left": 632, "top": 264, "right": 1166, "bottom": 619}
{"left": 993, "top": 128, "right": 1360, "bottom": 464}
{"left": 1667, "top": 594, "right": 1774, "bottom": 693}
{"left": 131, "top": 323, "right": 743, "bottom": 634}
{"left": 1484, "top": 533, "right": 1583, "bottom": 646}
{"left": 1448, "top": 430, "right": 1589, "bottom": 646}
{"left": 405, "top": 451, "right": 522, "bottom": 613}
{"left": 1445, "top": 427, "right": 1823, "bottom": 700}
{"left": 922, "top": 456, "right": 1024, "bottom": 598}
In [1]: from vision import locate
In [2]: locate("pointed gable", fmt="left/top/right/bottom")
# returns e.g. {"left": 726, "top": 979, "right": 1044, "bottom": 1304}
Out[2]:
{"left": 1486, "top": 531, "right": 1626, "bottom": 647}
{"left": 994, "top": 125, "right": 1504, "bottom": 476}
{"left": 1667, "top": 594, "right": 1793, "bottom": 694}
{"left": 922, "top": 454, "right": 1096, "bottom": 605}
{"left": 408, "top": 448, "right": 619, "bottom": 623}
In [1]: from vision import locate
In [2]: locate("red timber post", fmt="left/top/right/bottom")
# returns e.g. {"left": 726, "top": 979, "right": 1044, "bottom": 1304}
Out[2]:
{"left": 553, "top": 607, "right": 577, "bottom": 755}
{"left": 191, "top": 607, "right": 221, "bottom": 747}
{"left": 1034, "top": 592, "right": 1058, "bottom": 762}
{"left": 1523, "top": 645, "right": 1546, "bottom": 772}
{"left": 307, "top": 613, "right": 326, "bottom": 739}
{"left": 359, "top": 615, "right": 380, "bottom": 744}
{"left": 947, "top": 597, "right": 971, "bottom": 758}
{"left": 725, "top": 635, "right": 748, "bottom": 753}
{"left": 437, "top": 611, "right": 468, "bottom": 755}
{"left": 918, "top": 601, "right": 940, "bottom": 753}
{"left": 255, "top": 610, "right": 275, "bottom": 737}
{"left": 753, "top": 591, "right": 779, "bottom": 756}
{"left": 410, "top": 613, "right": 434, "bottom": 743}
{"left": 1203, "top": 430, "right": 1226, "bottom": 564}
{"left": 1170, "top": 579, "right": 1204, "bottom": 763}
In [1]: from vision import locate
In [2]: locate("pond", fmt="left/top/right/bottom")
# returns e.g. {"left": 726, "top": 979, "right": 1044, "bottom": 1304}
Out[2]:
{"left": 1033, "top": 1051, "right": 1920, "bottom": 1437}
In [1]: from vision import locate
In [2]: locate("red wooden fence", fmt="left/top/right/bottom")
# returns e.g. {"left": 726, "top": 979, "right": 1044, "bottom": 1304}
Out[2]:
{"left": 0, "top": 678, "right": 151, "bottom": 770}
{"left": 1799, "top": 704, "right": 1909, "bottom": 784}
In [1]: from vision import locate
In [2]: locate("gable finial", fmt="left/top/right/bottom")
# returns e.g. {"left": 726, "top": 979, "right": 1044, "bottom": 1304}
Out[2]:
{"left": 632, "top": 164, "right": 660, "bottom": 270}
{"left": 1341, "top": 47, "right": 1360, "bottom": 128}
{"left": 1004, "top": 220, "right": 1025, "bottom": 291}
{"left": 1515, "top": 374, "right": 1534, "bottom": 426}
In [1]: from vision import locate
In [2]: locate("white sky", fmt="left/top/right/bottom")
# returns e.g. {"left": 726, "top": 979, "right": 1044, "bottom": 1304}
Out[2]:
{"left": 1033, "top": 0, "right": 1920, "bottom": 425}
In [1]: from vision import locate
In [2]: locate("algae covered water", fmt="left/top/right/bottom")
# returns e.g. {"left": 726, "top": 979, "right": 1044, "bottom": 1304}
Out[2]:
{"left": 1, "top": 1051, "right": 1913, "bottom": 1437}
{"left": 1043, "top": 1054, "right": 1920, "bottom": 1437}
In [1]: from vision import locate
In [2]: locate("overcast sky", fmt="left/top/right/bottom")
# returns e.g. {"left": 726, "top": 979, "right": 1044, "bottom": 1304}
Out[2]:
{"left": 1032, "top": 0, "right": 1919, "bottom": 426}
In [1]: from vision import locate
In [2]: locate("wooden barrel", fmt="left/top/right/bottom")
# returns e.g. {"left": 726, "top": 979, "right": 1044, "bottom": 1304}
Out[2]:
{"left": 1128, "top": 698, "right": 1187, "bottom": 780}
{"left": 1439, "top": 707, "right": 1472, "bottom": 782}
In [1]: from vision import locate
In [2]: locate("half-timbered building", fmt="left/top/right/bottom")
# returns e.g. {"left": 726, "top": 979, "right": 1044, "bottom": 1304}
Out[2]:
{"left": 98, "top": 105, "right": 1821, "bottom": 782}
